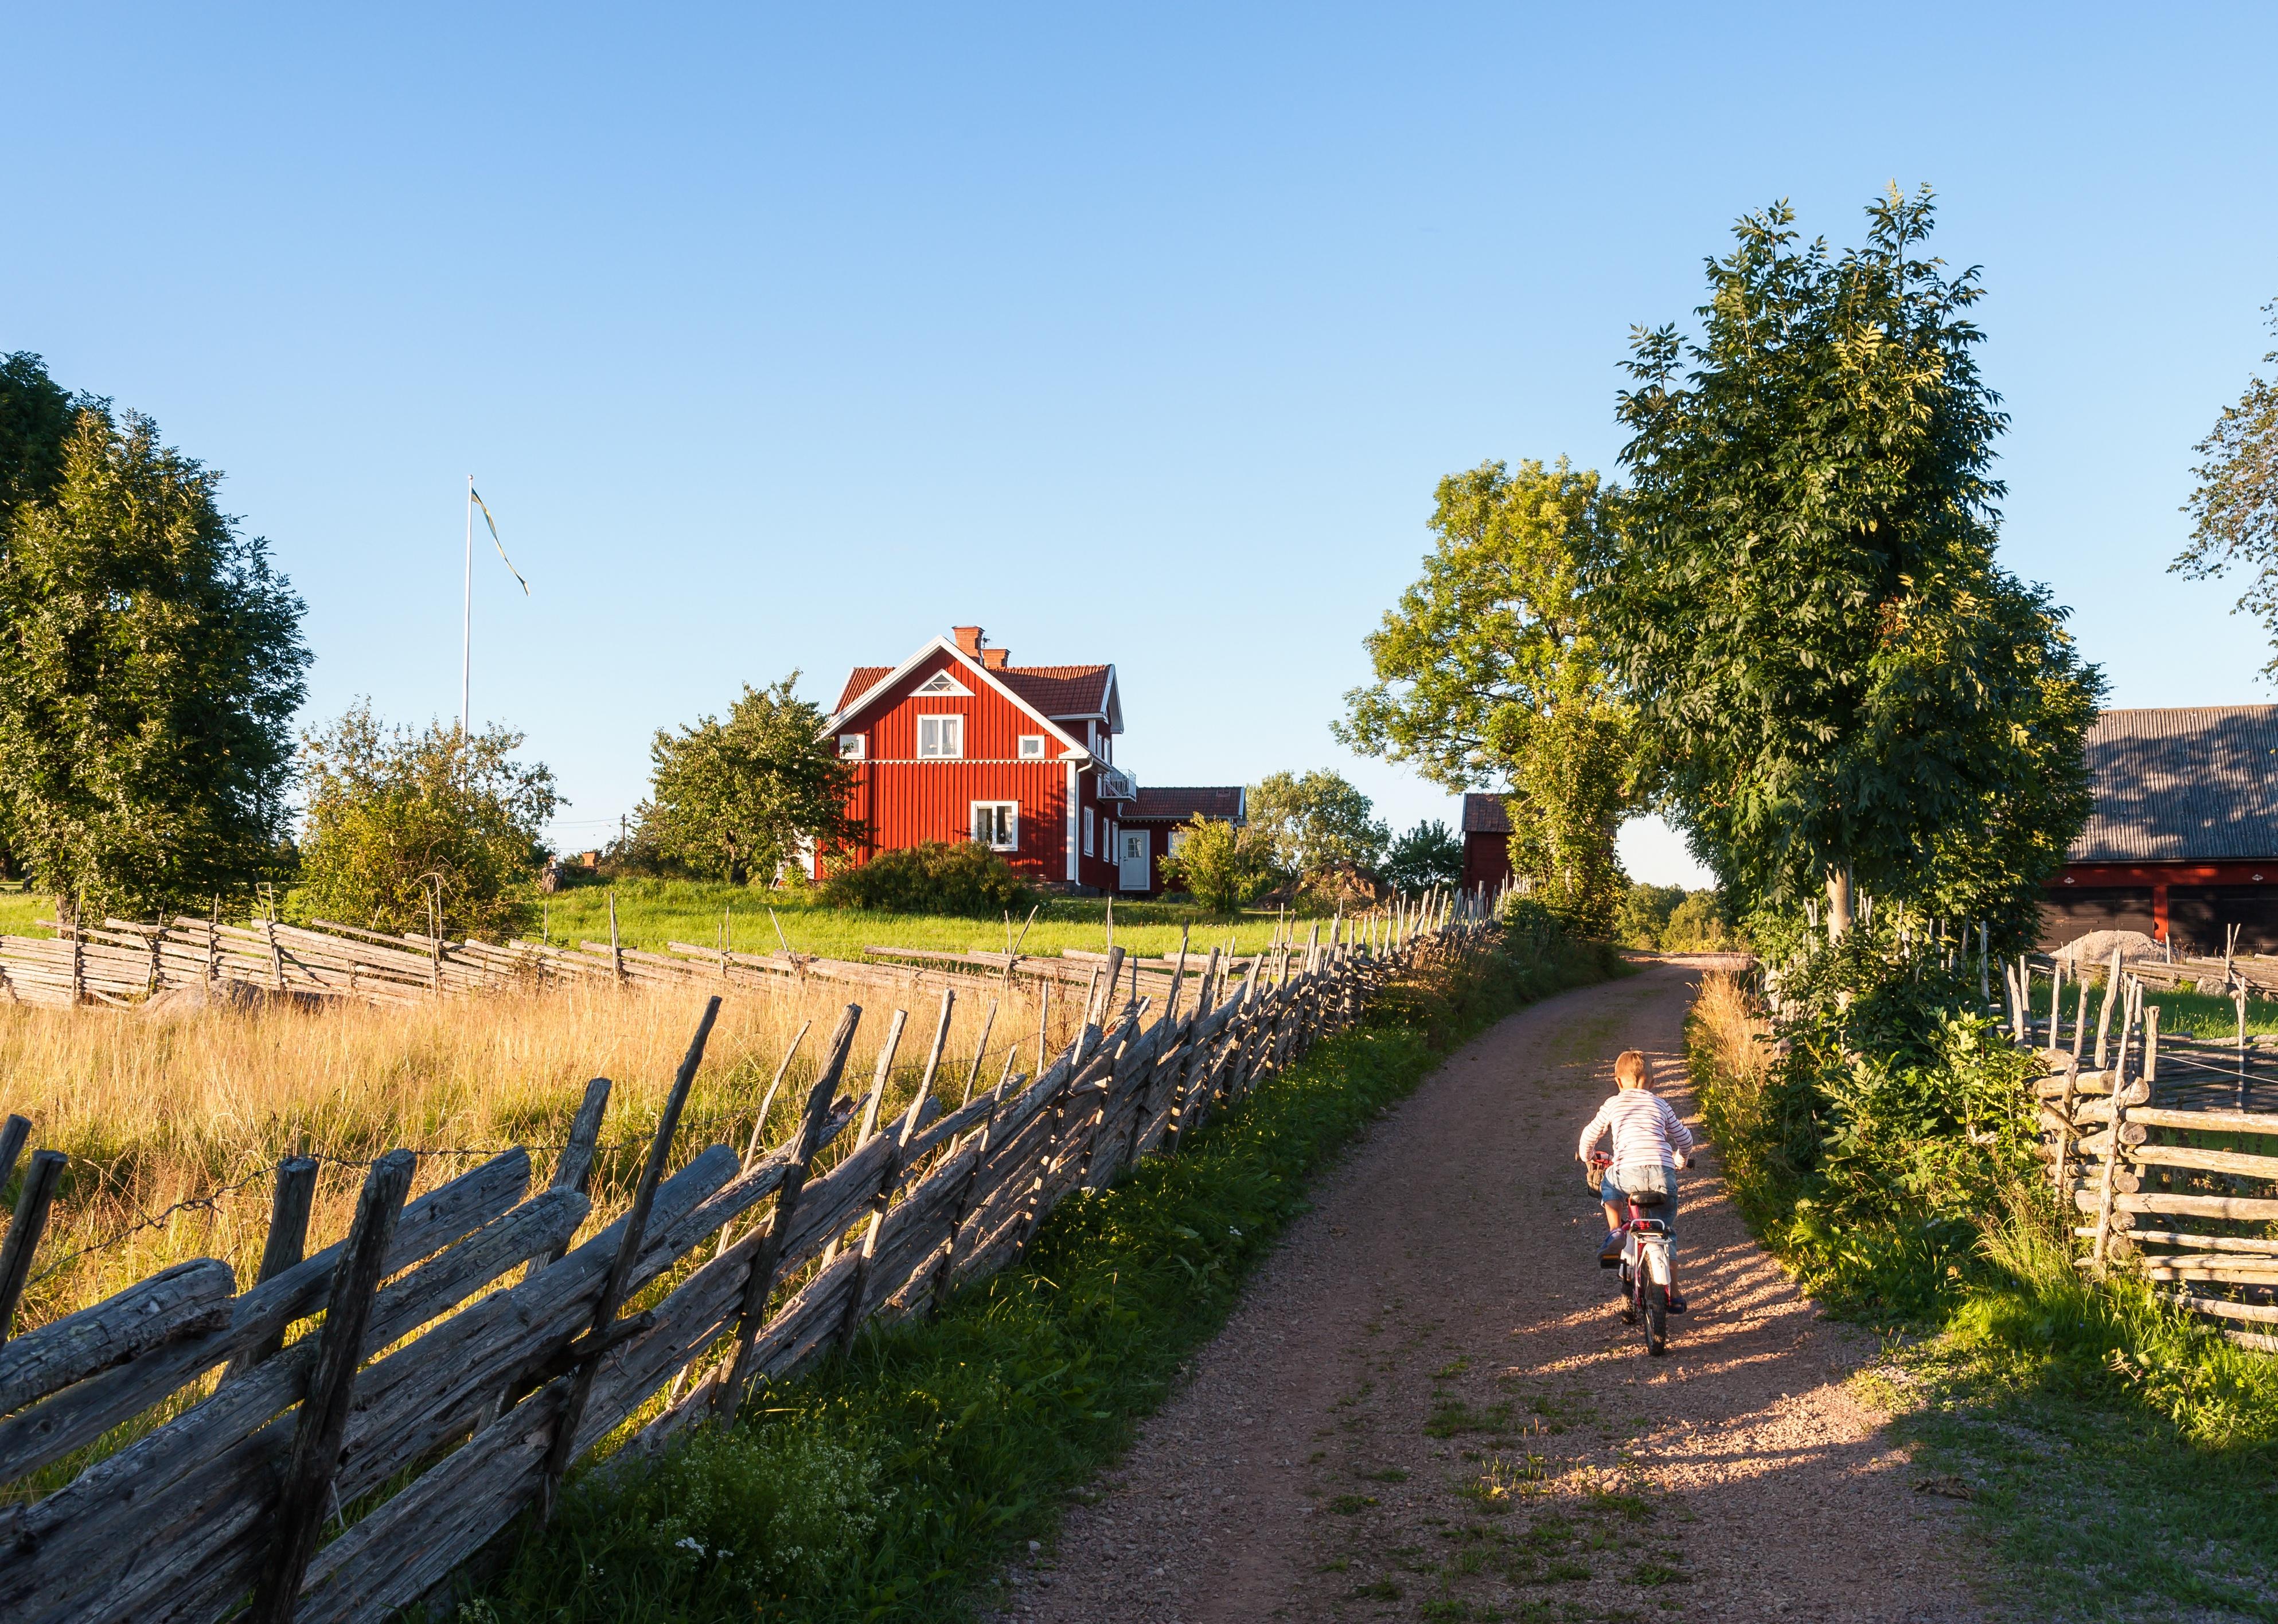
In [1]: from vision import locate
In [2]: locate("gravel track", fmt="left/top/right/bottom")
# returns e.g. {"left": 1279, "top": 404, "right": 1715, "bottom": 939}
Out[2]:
{"left": 988, "top": 961, "right": 1984, "bottom": 1624}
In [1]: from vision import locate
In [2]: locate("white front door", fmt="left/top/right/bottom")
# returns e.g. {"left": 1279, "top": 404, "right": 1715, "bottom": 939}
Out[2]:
{"left": 1118, "top": 826, "right": 1151, "bottom": 892}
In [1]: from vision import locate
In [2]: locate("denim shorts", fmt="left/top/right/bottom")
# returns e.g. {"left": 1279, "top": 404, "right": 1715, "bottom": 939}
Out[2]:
{"left": 1600, "top": 1172, "right": 1679, "bottom": 1238}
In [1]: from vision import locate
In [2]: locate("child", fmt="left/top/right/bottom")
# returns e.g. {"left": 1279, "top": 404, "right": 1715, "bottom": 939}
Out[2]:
{"left": 1576, "top": 1049, "right": 1695, "bottom": 1312}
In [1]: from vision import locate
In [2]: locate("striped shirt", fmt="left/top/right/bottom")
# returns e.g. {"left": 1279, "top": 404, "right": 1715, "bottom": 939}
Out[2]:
{"left": 1578, "top": 1089, "right": 1694, "bottom": 1176}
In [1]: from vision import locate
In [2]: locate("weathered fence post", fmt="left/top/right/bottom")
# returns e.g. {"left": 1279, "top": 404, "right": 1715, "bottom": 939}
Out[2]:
{"left": 715, "top": 1004, "right": 860, "bottom": 1424}
{"left": 539, "top": 996, "right": 721, "bottom": 1514}
{"left": 0, "top": 1114, "right": 30, "bottom": 1199}
{"left": 223, "top": 1156, "right": 321, "bottom": 1381}
{"left": 834, "top": 996, "right": 951, "bottom": 1354}
{"left": 0, "top": 1149, "right": 66, "bottom": 1345}
{"left": 247, "top": 1148, "right": 415, "bottom": 1624}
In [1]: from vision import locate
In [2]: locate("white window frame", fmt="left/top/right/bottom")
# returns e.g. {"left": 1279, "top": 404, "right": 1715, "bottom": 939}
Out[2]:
{"left": 970, "top": 801, "right": 1019, "bottom": 851}
{"left": 1082, "top": 806, "right": 1095, "bottom": 856}
{"left": 913, "top": 670, "right": 973, "bottom": 697}
{"left": 837, "top": 733, "right": 865, "bottom": 760}
{"left": 1018, "top": 735, "right": 1047, "bottom": 760}
{"left": 916, "top": 713, "right": 964, "bottom": 759}
{"left": 1167, "top": 826, "right": 1191, "bottom": 857}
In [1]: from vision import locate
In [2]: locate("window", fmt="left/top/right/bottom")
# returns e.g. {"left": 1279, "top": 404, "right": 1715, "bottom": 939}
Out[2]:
{"left": 914, "top": 671, "right": 972, "bottom": 697}
{"left": 972, "top": 802, "right": 1018, "bottom": 850}
{"left": 1082, "top": 806, "right": 1095, "bottom": 856}
{"left": 916, "top": 715, "right": 963, "bottom": 759}
{"left": 1167, "top": 826, "right": 1191, "bottom": 857}
{"left": 1018, "top": 735, "right": 1047, "bottom": 760}
{"left": 837, "top": 734, "right": 864, "bottom": 760}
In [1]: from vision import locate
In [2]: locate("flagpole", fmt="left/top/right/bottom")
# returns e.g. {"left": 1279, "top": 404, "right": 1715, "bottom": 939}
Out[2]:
{"left": 461, "top": 474, "right": 474, "bottom": 738}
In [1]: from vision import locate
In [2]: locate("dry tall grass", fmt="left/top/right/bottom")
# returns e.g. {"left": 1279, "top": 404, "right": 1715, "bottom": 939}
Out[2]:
{"left": 3, "top": 972, "right": 1067, "bottom": 1333}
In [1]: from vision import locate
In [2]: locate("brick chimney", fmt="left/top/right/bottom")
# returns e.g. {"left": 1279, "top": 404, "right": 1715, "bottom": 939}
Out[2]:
{"left": 951, "top": 626, "right": 985, "bottom": 656}
{"left": 981, "top": 645, "right": 1009, "bottom": 670}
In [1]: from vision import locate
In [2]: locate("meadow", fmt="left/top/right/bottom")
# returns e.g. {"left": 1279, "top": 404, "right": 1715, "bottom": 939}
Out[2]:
{"left": 529, "top": 877, "right": 1323, "bottom": 961}
{"left": 0, "top": 972, "right": 1060, "bottom": 1344}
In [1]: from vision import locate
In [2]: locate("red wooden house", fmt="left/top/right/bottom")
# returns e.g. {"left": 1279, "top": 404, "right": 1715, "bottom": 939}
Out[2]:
{"left": 2042, "top": 705, "right": 2278, "bottom": 952}
{"left": 814, "top": 626, "right": 1245, "bottom": 895}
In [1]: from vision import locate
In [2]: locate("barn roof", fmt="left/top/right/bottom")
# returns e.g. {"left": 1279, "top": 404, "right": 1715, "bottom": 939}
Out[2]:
{"left": 1461, "top": 793, "right": 1513, "bottom": 836}
{"left": 1125, "top": 786, "right": 1246, "bottom": 823}
{"left": 2070, "top": 706, "right": 2278, "bottom": 863}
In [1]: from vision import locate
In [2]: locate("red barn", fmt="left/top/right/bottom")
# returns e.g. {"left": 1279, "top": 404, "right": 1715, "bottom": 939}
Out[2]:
{"left": 1460, "top": 793, "right": 1516, "bottom": 892}
{"left": 815, "top": 626, "right": 1244, "bottom": 895}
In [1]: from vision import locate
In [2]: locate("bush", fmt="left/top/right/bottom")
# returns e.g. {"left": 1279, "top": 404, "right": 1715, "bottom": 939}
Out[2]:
{"left": 820, "top": 841, "right": 1033, "bottom": 916}
{"left": 1159, "top": 815, "right": 1279, "bottom": 915}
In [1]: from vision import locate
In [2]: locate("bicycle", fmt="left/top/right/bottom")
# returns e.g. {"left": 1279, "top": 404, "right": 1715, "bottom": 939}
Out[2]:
{"left": 1585, "top": 1151, "right": 1684, "bottom": 1357}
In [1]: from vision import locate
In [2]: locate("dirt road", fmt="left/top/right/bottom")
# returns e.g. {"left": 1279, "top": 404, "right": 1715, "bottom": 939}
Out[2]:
{"left": 992, "top": 962, "right": 1983, "bottom": 1624}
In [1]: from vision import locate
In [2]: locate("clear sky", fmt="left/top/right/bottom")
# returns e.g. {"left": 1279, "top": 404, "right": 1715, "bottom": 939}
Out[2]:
{"left": 6, "top": 5, "right": 2275, "bottom": 885}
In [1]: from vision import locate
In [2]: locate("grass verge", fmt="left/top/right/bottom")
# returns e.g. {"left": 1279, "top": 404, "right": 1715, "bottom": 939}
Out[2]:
{"left": 461, "top": 929, "right": 1620, "bottom": 1623}
{"left": 1688, "top": 970, "right": 2278, "bottom": 1619}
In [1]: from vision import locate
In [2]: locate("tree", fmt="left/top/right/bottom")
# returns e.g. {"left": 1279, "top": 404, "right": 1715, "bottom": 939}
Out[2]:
{"left": 1246, "top": 770, "right": 1387, "bottom": 880}
{"left": 1158, "top": 814, "right": 1279, "bottom": 915}
{"left": 1337, "top": 459, "right": 1642, "bottom": 932}
{"left": 1380, "top": 818, "right": 1463, "bottom": 893}
{"left": 1601, "top": 187, "right": 2101, "bottom": 943}
{"left": 0, "top": 384, "right": 310, "bottom": 916}
{"left": 639, "top": 677, "right": 864, "bottom": 884}
{"left": 297, "top": 705, "right": 558, "bottom": 940}
{"left": 2175, "top": 299, "right": 2278, "bottom": 675}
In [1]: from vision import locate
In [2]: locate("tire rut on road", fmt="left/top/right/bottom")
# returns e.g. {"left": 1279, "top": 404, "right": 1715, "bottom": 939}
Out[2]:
{"left": 988, "top": 961, "right": 1983, "bottom": 1624}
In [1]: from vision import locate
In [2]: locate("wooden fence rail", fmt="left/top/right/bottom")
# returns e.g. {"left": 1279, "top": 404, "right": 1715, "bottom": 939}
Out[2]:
{"left": 0, "top": 886, "right": 1504, "bottom": 1624}
{"left": 2023, "top": 948, "right": 2278, "bottom": 1353}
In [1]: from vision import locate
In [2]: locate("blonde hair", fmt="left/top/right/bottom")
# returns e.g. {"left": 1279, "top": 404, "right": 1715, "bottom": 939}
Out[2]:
{"left": 1614, "top": 1049, "right": 1650, "bottom": 1088}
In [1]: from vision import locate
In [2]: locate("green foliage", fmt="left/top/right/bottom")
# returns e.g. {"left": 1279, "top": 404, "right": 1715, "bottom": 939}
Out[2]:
{"left": 2175, "top": 298, "right": 2278, "bottom": 677}
{"left": 1612, "top": 884, "right": 1735, "bottom": 952}
{"left": 471, "top": 918, "right": 1614, "bottom": 1623}
{"left": 1380, "top": 818, "right": 1463, "bottom": 894}
{"left": 639, "top": 676, "right": 863, "bottom": 884}
{"left": 1338, "top": 459, "right": 1641, "bottom": 935}
{"left": 0, "top": 383, "right": 310, "bottom": 917}
{"left": 296, "top": 704, "right": 557, "bottom": 940}
{"left": 818, "top": 840, "right": 1033, "bottom": 916}
{"left": 1157, "top": 813, "right": 1279, "bottom": 915}
{"left": 1603, "top": 188, "right": 2102, "bottom": 940}
{"left": 1246, "top": 769, "right": 1387, "bottom": 879}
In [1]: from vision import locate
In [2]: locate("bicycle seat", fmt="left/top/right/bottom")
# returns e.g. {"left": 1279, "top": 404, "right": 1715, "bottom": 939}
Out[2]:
{"left": 1627, "top": 1189, "right": 1668, "bottom": 1209}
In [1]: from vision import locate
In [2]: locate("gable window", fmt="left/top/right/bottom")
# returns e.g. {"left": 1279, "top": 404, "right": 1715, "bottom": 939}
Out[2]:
{"left": 972, "top": 802, "right": 1018, "bottom": 850}
{"left": 914, "top": 670, "right": 972, "bottom": 697}
{"left": 916, "top": 715, "right": 964, "bottom": 759}
{"left": 1018, "top": 735, "right": 1047, "bottom": 760}
{"left": 837, "top": 734, "right": 865, "bottom": 760}
{"left": 1082, "top": 806, "right": 1095, "bottom": 856}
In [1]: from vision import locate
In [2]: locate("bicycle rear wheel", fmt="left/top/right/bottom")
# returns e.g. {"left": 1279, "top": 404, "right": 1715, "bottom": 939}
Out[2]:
{"left": 1640, "top": 1281, "right": 1667, "bottom": 1356}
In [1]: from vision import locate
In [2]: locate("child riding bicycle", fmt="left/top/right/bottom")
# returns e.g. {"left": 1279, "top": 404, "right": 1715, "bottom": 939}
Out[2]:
{"left": 1576, "top": 1049, "right": 1695, "bottom": 1313}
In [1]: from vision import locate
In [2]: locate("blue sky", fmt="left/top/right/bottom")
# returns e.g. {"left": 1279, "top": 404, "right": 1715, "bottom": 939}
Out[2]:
{"left": 6, "top": 5, "right": 2275, "bottom": 884}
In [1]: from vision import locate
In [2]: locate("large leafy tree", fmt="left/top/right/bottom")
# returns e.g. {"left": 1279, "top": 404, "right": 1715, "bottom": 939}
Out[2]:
{"left": 0, "top": 369, "right": 310, "bottom": 916}
{"left": 298, "top": 704, "right": 557, "bottom": 940}
{"left": 1380, "top": 818, "right": 1463, "bottom": 893}
{"left": 1246, "top": 769, "right": 1388, "bottom": 880}
{"left": 640, "top": 677, "right": 863, "bottom": 884}
{"left": 1601, "top": 187, "right": 2100, "bottom": 941}
{"left": 1337, "top": 459, "right": 1641, "bottom": 932}
{"left": 2175, "top": 299, "right": 2278, "bottom": 673}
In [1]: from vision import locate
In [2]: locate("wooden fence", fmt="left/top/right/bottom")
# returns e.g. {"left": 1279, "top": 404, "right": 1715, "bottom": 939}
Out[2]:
{"left": 0, "top": 893, "right": 1499, "bottom": 1624}
{"left": 2021, "top": 948, "right": 2278, "bottom": 1352}
{"left": 0, "top": 892, "right": 1469, "bottom": 1014}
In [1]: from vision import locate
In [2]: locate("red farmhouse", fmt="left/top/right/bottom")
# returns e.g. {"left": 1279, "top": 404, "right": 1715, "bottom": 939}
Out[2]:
{"left": 814, "top": 626, "right": 1245, "bottom": 896}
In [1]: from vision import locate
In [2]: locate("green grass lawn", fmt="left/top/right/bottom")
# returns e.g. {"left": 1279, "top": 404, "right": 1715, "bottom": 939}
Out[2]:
{"left": 2023, "top": 977, "right": 2278, "bottom": 1041}
{"left": 531, "top": 879, "right": 1334, "bottom": 962}
{"left": 0, "top": 884, "right": 50, "bottom": 938}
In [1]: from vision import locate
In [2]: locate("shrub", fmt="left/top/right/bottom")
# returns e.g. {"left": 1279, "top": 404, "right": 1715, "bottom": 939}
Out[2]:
{"left": 820, "top": 841, "right": 1033, "bottom": 916}
{"left": 1159, "top": 815, "right": 1279, "bottom": 915}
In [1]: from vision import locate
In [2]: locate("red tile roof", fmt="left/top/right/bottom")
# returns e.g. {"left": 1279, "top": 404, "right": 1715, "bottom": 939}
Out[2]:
{"left": 834, "top": 660, "right": 1111, "bottom": 723}
{"left": 997, "top": 665, "right": 1111, "bottom": 719}
{"left": 1127, "top": 786, "right": 1246, "bottom": 822}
